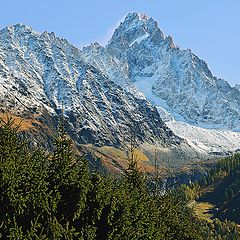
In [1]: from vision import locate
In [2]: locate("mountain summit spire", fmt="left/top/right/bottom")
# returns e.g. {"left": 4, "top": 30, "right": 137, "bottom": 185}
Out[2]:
{"left": 108, "top": 12, "right": 164, "bottom": 50}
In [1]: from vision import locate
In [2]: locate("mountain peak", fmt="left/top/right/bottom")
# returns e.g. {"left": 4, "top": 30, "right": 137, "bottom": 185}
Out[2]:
{"left": 10, "top": 23, "right": 34, "bottom": 33}
{"left": 108, "top": 12, "right": 164, "bottom": 49}
{"left": 124, "top": 12, "right": 148, "bottom": 23}
{"left": 119, "top": 12, "right": 148, "bottom": 32}
{"left": 0, "top": 23, "right": 33, "bottom": 35}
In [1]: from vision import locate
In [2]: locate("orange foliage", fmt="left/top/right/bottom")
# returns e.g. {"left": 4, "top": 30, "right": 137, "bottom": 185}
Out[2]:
{"left": 0, "top": 113, "right": 40, "bottom": 131}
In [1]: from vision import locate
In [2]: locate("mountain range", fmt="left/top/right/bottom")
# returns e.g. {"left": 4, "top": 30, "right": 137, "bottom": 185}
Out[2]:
{"left": 1, "top": 12, "right": 240, "bottom": 172}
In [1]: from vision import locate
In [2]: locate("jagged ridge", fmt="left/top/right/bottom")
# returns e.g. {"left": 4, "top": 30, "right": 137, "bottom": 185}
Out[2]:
{"left": 82, "top": 12, "right": 240, "bottom": 131}
{"left": 0, "top": 23, "right": 179, "bottom": 149}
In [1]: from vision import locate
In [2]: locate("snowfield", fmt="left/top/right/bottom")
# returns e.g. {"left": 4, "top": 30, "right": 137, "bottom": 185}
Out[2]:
{"left": 166, "top": 121, "right": 240, "bottom": 155}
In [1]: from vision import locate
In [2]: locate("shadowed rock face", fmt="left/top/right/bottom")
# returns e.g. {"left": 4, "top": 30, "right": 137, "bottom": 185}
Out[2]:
{"left": 0, "top": 23, "right": 179, "bottom": 149}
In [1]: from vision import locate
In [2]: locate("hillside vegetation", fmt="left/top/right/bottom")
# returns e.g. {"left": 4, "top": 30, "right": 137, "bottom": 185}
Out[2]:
{"left": 197, "top": 153, "right": 240, "bottom": 224}
{"left": 0, "top": 116, "right": 239, "bottom": 239}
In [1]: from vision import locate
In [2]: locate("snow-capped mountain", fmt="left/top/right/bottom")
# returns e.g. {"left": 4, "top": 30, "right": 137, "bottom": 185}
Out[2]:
{"left": 82, "top": 12, "right": 240, "bottom": 131}
{"left": 0, "top": 23, "right": 181, "bottom": 151}
{"left": 1, "top": 12, "right": 240, "bottom": 170}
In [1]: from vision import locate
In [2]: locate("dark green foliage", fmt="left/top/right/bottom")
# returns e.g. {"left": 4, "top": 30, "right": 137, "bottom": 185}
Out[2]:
{"left": 197, "top": 154, "right": 240, "bottom": 223}
{"left": 200, "top": 154, "right": 240, "bottom": 188}
{"left": 0, "top": 117, "right": 90, "bottom": 239}
{"left": 0, "top": 117, "right": 210, "bottom": 239}
{"left": 199, "top": 219, "right": 240, "bottom": 240}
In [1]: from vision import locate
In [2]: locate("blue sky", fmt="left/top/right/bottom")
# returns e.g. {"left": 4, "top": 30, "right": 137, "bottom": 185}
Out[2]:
{"left": 1, "top": 0, "right": 239, "bottom": 86}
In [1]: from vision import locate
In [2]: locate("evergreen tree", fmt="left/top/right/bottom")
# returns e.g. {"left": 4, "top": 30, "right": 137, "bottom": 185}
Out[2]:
{"left": 1, "top": 116, "right": 237, "bottom": 239}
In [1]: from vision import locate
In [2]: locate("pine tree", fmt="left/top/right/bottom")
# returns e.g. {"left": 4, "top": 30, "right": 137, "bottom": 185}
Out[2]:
{"left": 0, "top": 117, "right": 51, "bottom": 238}
{"left": 46, "top": 119, "right": 91, "bottom": 238}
